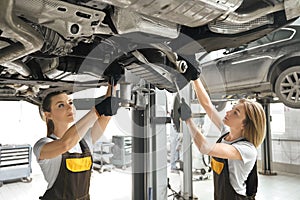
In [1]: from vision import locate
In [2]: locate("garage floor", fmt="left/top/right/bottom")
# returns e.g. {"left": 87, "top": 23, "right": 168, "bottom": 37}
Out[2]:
{"left": 168, "top": 171, "right": 300, "bottom": 200}
{"left": 1, "top": 166, "right": 300, "bottom": 200}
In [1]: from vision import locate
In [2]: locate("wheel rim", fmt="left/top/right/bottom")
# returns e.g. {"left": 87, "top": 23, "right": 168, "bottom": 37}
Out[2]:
{"left": 279, "top": 71, "right": 300, "bottom": 104}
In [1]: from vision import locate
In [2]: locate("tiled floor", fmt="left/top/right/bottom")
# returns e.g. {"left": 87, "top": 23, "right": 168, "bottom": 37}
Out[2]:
{"left": 1, "top": 166, "right": 300, "bottom": 200}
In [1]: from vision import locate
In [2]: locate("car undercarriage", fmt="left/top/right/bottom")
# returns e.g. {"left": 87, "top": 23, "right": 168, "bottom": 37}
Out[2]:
{"left": 0, "top": 0, "right": 299, "bottom": 105}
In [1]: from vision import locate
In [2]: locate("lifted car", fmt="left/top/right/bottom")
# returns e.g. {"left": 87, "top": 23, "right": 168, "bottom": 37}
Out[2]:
{"left": 200, "top": 22, "right": 300, "bottom": 109}
{"left": 0, "top": 0, "right": 299, "bottom": 105}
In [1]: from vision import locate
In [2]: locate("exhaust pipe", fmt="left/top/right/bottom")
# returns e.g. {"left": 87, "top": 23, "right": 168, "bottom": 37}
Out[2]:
{"left": 0, "top": 0, "right": 43, "bottom": 65}
{"left": 224, "top": 3, "right": 284, "bottom": 24}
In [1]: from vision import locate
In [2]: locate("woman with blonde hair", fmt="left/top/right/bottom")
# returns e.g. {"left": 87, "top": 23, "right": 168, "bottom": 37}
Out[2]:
{"left": 178, "top": 78, "right": 266, "bottom": 200}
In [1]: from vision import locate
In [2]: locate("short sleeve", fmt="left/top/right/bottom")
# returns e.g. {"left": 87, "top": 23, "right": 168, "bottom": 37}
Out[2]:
{"left": 83, "top": 131, "right": 94, "bottom": 153}
{"left": 33, "top": 137, "right": 52, "bottom": 161}
{"left": 33, "top": 137, "right": 62, "bottom": 189}
{"left": 232, "top": 141, "right": 257, "bottom": 164}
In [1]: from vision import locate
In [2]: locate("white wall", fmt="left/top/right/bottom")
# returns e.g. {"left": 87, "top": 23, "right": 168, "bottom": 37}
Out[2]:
{"left": 0, "top": 101, "right": 45, "bottom": 145}
{"left": 0, "top": 101, "right": 46, "bottom": 175}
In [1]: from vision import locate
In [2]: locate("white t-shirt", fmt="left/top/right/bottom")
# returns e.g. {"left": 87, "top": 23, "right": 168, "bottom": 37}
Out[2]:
{"left": 220, "top": 124, "right": 257, "bottom": 196}
{"left": 33, "top": 133, "right": 93, "bottom": 189}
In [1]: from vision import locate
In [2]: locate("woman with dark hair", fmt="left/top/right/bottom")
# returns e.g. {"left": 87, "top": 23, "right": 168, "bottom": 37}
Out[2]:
{"left": 33, "top": 85, "right": 120, "bottom": 200}
{"left": 178, "top": 78, "right": 266, "bottom": 200}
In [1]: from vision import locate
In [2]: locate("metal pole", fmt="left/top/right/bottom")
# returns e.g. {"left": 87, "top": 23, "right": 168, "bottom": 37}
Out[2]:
{"left": 132, "top": 108, "right": 147, "bottom": 200}
{"left": 259, "top": 99, "right": 277, "bottom": 175}
{"left": 131, "top": 83, "right": 169, "bottom": 200}
{"left": 179, "top": 83, "right": 194, "bottom": 199}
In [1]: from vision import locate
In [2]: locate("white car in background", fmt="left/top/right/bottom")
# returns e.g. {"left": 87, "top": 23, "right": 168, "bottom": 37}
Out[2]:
{"left": 200, "top": 22, "right": 300, "bottom": 109}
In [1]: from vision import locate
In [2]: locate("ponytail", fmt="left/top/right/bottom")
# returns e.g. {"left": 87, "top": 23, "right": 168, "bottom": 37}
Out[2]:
{"left": 46, "top": 119, "right": 55, "bottom": 137}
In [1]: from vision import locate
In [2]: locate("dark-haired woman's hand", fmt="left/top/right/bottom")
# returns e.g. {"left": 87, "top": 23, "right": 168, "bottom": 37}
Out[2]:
{"left": 95, "top": 97, "right": 121, "bottom": 116}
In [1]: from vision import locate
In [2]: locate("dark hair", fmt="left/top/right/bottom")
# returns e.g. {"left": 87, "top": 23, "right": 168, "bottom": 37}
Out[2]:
{"left": 41, "top": 91, "right": 66, "bottom": 136}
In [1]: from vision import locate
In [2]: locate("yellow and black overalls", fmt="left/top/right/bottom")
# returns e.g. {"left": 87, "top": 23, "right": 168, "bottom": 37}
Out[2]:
{"left": 211, "top": 133, "right": 257, "bottom": 200}
{"left": 40, "top": 138, "right": 93, "bottom": 200}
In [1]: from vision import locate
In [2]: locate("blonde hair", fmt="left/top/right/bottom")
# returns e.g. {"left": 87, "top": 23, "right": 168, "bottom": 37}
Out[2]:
{"left": 239, "top": 99, "right": 266, "bottom": 147}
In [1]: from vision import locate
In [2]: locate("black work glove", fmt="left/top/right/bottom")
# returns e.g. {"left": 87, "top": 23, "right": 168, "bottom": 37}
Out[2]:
{"left": 95, "top": 97, "right": 121, "bottom": 116}
{"left": 178, "top": 98, "right": 192, "bottom": 121}
{"left": 183, "top": 63, "right": 201, "bottom": 81}
{"left": 171, "top": 96, "right": 181, "bottom": 132}
{"left": 103, "top": 61, "right": 124, "bottom": 85}
{"left": 178, "top": 55, "right": 201, "bottom": 81}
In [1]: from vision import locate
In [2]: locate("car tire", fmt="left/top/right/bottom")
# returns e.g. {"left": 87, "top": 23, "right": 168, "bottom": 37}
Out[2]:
{"left": 274, "top": 66, "right": 300, "bottom": 109}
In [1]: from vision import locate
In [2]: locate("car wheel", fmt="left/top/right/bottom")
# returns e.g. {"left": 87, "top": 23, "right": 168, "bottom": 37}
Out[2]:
{"left": 274, "top": 66, "right": 300, "bottom": 109}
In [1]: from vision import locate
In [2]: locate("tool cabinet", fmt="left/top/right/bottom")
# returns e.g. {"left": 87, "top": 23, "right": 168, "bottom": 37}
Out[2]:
{"left": 0, "top": 144, "right": 32, "bottom": 186}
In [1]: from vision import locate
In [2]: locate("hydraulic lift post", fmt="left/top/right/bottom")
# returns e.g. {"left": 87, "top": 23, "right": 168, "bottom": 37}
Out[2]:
{"left": 258, "top": 99, "right": 277, "bottom": 176}
{"left": 132, "top": 85, "right": 169, "bottom": 200}
{"left": 132, "top": 108, "right": 147, "bottom": 200}
{"left": 179, "top": 84, "right": 194, "bottom": 199}
{"left": 126, "top": 63, "right": 195, "bottom": 199}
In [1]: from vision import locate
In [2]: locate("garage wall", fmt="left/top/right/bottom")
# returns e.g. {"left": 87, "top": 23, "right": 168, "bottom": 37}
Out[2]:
{"left": 271, "top": 105, "right": 300, "bottom": 172}
{"left": 0, "top": 101, "right": 45, "bottom": 145}
{"left": 0, "top": 101, "right": 46, "bottom": 175}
